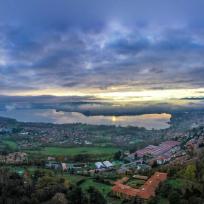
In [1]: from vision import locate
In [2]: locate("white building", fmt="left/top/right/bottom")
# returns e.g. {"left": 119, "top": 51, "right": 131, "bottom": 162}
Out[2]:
{"left": 61, "top": 163, "right": 67, "bottom": 171}
{"left": 95, "top": 162, "right": 105, "bottom": 169}
{"left": 103, "top": 161, "right": 113, "bottom": 168}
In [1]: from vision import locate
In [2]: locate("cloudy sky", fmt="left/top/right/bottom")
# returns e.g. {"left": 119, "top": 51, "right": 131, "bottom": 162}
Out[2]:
{"left": 1, "top": 0, "right": 204, "bottom": 104}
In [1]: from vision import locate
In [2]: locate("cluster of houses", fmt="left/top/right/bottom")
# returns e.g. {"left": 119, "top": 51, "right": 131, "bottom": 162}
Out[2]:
{"left": 0, "top": 152, "right": 28, "bottom": 164}
{"left": 0, "top": 127, "right": 12, "bottom": 134}
{"left": 17, "top": 125, "right": 96, "bottom": 148}
{"left": 186, "top": 132, "right": 204, "bottom": 151}
{"left": 44, "top": 140, "right": 182, "bottom": 177}
{"left": 112, "top": 172, "right": 167, "bottom": 203}
{"left": 45, "top": 160, "right": 89, "bottom": 172}
{"left": 45, "top": 159, "right": 115, "bottom": 174}
{"left": 45, "top": 161, "right": 69, "bottom": 171}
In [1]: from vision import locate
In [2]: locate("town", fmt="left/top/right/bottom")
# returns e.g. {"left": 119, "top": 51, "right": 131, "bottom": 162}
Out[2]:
{"left": 0, "top": 113, "right": 204, "bottom": 203}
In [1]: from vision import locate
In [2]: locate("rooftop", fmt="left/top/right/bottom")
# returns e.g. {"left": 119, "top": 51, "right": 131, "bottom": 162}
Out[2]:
{"left": 112, "top": 172, "right": 167, "bottom": 200}
{"left": 136, "top": 141, "right": 180, "bottom": 157}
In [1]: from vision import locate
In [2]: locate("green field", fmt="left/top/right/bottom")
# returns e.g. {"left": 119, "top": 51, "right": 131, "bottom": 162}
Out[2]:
{"left": 28, "top": 146, "right": 120, "bottom": 157}
{"left": 65, "top": 174, "right": 121, "bottom": 204}
{"left": 2, "top": 140, "right": 17, "bottom": 150}
{"left": 126, "top": 179, "right": 145, "bottom": 188}
{"left": 64, "top": 174, "right": 87, "bottom": 184}
{"left": 158, "top": 197, "right": 169, "bottom": 204}
{"left": 167, "top": 178, "right": 202, "bottom": 191}
{"left": 80, "top": 178, "right": 112, "bottom": 197}
{"left": 166, "top": 179, "right": 185, "bottom": 189}
{"left": 62, "top": 175, "right": 112, "bottom": 196}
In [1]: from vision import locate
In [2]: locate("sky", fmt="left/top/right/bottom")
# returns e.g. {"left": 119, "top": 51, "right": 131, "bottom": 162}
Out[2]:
{"left": 1, "top": 0, "right": 204, "bottom": 104}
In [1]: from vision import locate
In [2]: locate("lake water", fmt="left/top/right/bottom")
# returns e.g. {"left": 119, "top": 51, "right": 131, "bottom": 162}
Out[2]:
{"left": 0, "top": 109, "right": 171, "bottom": 130}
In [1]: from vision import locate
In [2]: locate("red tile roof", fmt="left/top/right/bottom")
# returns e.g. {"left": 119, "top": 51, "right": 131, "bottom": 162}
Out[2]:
{"left": 112, "top": 172, "right": 167, "bottom": 200}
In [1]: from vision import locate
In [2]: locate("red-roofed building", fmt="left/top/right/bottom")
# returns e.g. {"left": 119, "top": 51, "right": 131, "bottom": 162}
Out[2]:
{"left": 112, "top": 172, "right": 167, "bottom": 203}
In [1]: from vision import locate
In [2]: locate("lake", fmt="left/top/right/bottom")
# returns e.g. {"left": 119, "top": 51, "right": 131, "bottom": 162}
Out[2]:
{"left": 0, "top": 109, "right": 171, "bottom": 130}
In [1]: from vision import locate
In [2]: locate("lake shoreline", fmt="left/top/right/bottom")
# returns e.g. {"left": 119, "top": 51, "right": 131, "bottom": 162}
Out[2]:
{"left": 0, "top": 109, "right": 171, "bottom": 130}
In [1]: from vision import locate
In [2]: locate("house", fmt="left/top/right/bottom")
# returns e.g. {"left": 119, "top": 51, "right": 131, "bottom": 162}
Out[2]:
{"left": 84, "top": 140, "right": 92, "bottom": 145}
{"left": 156, "top": 156, "right": 165, "bottom": 165}
{"left": 171, "top": 145, "right": 180, "bottom": 153}
{"left": 0, "top": 155, "right": 6, "bottom": 163}
{"left": 6, "top": 152, "right": 27, "bottom": 164}
{"left": 45, "top": 161, "right": 61, "bottom": 170}
{"left": 156, "top": 155, "right": 171, "bottom": 165}
{"left": 103, "top": 161, "right": 113, "bottom": 168}
{"left": 125, "top": 154, "right": 136, "bottom": 162}
{"left": 95, "top": 162, "right": 105, "bottom": 169}
{"left": 48, "top": 156, "right": 56, "bottom": 161}
{"left": 61, "top": 163, "right": 67, "bottom": 171}
{"left": 137, "top": 164, "right": 151, "bottom": 171}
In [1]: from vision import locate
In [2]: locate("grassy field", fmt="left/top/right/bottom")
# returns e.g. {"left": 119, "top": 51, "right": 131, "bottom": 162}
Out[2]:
{"left": 2, "top": 140, "right": 17, "bottom": 150}
{"left": 28, "top": 146, "right": 120, "bottom": 157}
{"left": 126, "top": 179, "right": 145, "bottom": 188}
{"left": 166, "top": 178, "right": 202, "bottom": 192}
{"left": 80, "top": 178, "right": 112, "bottom": 197}
{"left": 63, "top": 175, "right": 112, "bottom": 196}
{"left": 64, "top": 174, "right": 86, "bottom": 184}
{"left": 65, "top": 174, "right": 121, "bottom": 204}
{"left": 166, "top": 179, "right": 185, "bottom": 189}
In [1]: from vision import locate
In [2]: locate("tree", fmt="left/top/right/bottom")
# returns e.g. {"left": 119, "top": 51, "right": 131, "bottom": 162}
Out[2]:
{"left": 159, "top": 182, "right": 172, "bottom": 197}
{"left": 184, "top": 164, "right": 196, "bottom": 180}
{"left": 188, "top": 196, "right": 204, "bottom": 204}
{"left": 68, "top": 186, "right": 88, "bottom": 204}
{"left": 168, "top": 190, "right": 181, "bottom": 204}
{"left": 87, "top": 186, "right": 107, "bottom": 204}
{"left": 147, "top": 197, "right": 158, "bottom": 204}
{"left": 51, "top": 193, "right": 68, "bottom": 204}
{"left": 114, "top": 151, "right": 121, "bottom": 160}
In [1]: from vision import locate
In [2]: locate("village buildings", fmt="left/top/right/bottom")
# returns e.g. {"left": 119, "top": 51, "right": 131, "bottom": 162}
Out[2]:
{"left": 0, "top": 152, "right": 28, "bottom": 164}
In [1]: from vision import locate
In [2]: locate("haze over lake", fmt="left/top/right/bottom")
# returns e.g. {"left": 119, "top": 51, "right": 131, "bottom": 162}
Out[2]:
{"left": 0, "top": 109, "right": 171, "bottom": 130}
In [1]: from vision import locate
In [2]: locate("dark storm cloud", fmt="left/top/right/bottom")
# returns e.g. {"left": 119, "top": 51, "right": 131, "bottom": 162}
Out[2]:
{"left": 0, "top": 95, "right": 95, "bottom": 104}
{"left": 0, "top": 0, "right": 204, "bottom": 94}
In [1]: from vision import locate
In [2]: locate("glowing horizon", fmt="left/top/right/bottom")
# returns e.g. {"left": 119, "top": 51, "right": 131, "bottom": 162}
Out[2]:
{"left": 4, "top": 87, "right": 204, "bottom": 104}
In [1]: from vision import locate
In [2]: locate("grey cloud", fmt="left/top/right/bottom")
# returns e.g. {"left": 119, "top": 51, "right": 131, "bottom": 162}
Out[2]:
{"left": 0, "top": 1, "right": 204, "bottom": 95}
